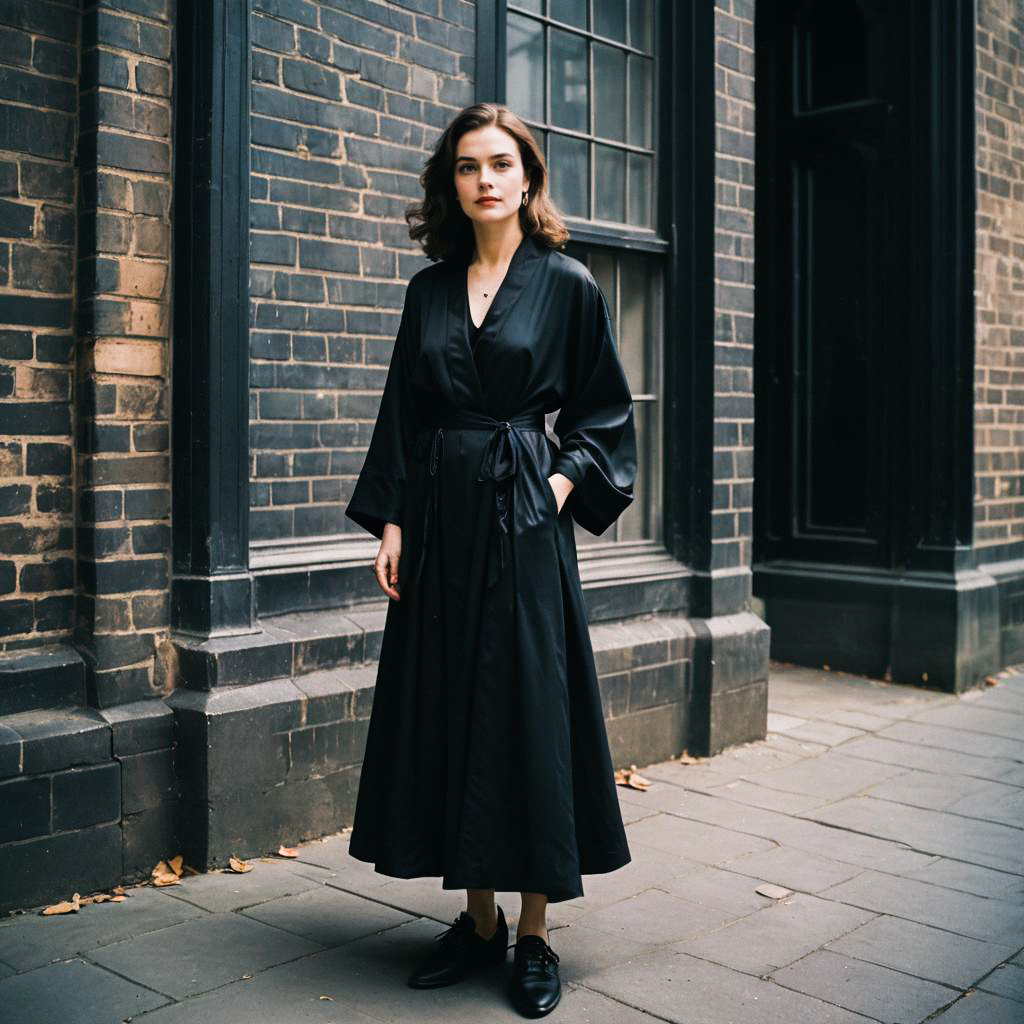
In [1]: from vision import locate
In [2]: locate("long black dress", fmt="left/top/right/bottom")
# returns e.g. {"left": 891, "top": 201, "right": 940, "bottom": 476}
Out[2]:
{"left": 344, "top": 231, "right": 637, "bottom": 902}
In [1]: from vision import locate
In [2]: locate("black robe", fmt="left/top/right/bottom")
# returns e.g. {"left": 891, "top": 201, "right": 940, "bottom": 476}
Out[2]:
{"left": 344, "top": 231, "right": 637, "bottom": 902}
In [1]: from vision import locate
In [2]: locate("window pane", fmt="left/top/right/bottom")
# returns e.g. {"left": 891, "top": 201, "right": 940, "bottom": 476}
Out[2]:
{"left": 515, "top": 0, "right": 543, "bottom": 14}
{"left": 507, "top": 14, "right": 545, "bottom": 123}
{"left": 627, "top": 151, "right": 653, "bottom": 227}
{"left": 550, "top": 28, "right": 588, "bottom": 132}
{"left": 629, "top": 0, "right": 653, "bottom": 51}
{"left": 549, "top": 0, "right": 585, "bottom": 29}
{"left": 549, "top": 133, "right": 588, "bottom": 218}
{"left": 593, "top": 43, "right": 626, "bottom": 142}
{"left": 594, "top": 0, "right": 627, "bottom": 42}
{"left": 627, "top": 54, "right": 653, "bottom": 148}
{"left": 594, "top": 144, "right": 625, "bottom": 222}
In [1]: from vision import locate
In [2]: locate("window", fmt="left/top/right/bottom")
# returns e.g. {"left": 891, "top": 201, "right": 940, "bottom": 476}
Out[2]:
{"left": 505, "top": 0, "right": 663, "bottom": 545}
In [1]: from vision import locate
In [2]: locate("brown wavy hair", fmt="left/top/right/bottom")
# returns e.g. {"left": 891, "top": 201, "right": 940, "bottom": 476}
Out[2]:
{"left": 406, "top": 103, "right": 570, "bottom": 263}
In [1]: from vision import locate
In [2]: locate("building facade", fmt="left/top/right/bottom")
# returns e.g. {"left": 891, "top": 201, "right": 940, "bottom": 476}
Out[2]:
{"left": 0, "top": 0, "right": 1017, "bottom": 914}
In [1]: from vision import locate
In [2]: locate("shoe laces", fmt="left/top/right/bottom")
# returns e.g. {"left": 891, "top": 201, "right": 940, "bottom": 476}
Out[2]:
{"left": 433, "top": 911, "right": 480, "bottom": 951}
{"left": 517, "top": 935, "right": 559, "bottom": 970}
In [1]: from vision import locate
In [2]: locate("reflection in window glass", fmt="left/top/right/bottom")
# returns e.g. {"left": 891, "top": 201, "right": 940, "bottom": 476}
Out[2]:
{"left": 627, "top": 54, "right": 652, "bottom": 148}
{"left": 595, "top": 144, "right": 625, "bottom": 223}
{"left": 549, "top": 133, "right": 588, "bottom": 217}
{"left": 627, "top": 152, "right": 652, "bottom": 227}
{"left": 629, "top": 0, "right": 653, "bottom": 50}
{"left": 594, "top": 43, "right": 626, "bottom": 142}
{"left": 549, "top": 0, "right": 585, "bottom": 29}
{"left": 593, "top": 0, "right": 627, "bottom": 42}
{"left": 507, "top": 14, "right": 545, "bottom": 123}
{"left": 566, "top": 247, "right": 663, "bottom": 544}
{"left": 506, "top": 0, "right": 657, "bottom": 231}
{"left": 550, "top": 28, "right": 588, "bottom": 132}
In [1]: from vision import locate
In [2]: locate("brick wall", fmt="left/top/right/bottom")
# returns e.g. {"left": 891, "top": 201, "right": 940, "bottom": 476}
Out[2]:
{"left": 248, "top": 0, "right": 474, "bottom": 545}
{"left": 712, "top": 0, "right": 755, "bottom": 582}
{"left": 975, "top": 0, "right": 1024, "bottom": 558}
{"left": 75, "top": 0, "right": 172, "bottom": 706}
{"left": 0, "top": 1, "right": 80, "bottom": 651}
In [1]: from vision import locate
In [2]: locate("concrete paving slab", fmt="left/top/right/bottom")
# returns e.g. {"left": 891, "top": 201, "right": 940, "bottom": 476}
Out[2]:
{"left": 909, "top": 702, "right": 1024, "bottom": 742}
{"left": 671, "top": 893, "right": 875, "bottom": 976}
{"left": 569, "top": 887, "right": 736, "bottom": 946}
{"left": 625, "top": 811, "right": 776, "bottom": 864}
{"left": 820, "top": 870, "right": 1024, "bottom": 945}
{"left": 945, "top": 782, "right": 1024, "bottom": 829}
{"left": 88, "top": 911, "right": 324, "bottom": 1000}
{"left": 0, "top": 957, "right": 170, "bottom": 1023}
{"left": 579, "top": 946, "right": 874, "bottom": 1024}
{"left": 656, "top": 865, "right": 778, "bottom": 917}
{"left": 978, "top": 961, "right": 1024, "bottom": 1002}
{"left": 702, "top": 778, "right": 831, "bottom": 814}
{"left": 288, "top": 834, "right": 396, "bottom": 889}
{"left": 930, "top": 989, "right": 1024, "bottom": 1023}
{"left": 877, "top": 719, "right": 1024, "bottom": 763}
{"left": 835, "top": 733, "right": 1020, "bottom": 782}
{"left": 800, "top": 796, "right": 1024, "bottom": 874}
{"left": 725, "top": 846, "right": 864, "bottom": 894}
{"left": 766, "top": 712, "right": 809, "bottom": 731}
{"left": 160, "top": 858, "right": 325, "bottom": 914}
{"left": 762, "top": 732, "right": 830, "bottom": 756}
{"left": 970, "top": 686, "right": 1024, "bottom": 715}
{"left": 818, "top": 708, "right": 897, "bottom": 732}
{"left": 781, "top": 721, "right": 867, "bottom": 747}
{"left": 767, "top": 815, "right": 938, "bottom": 874}
{"left": 859, "top": 769, "right": 995, "bottom": 813}
{"left": 771, "top": 948, "right": 954, "bottom": 1021}
{"left": 547, "top": 918, "right": 653, "bottom": 981}
{"left": 0, "top": 886, "right": 206, "bottom": 972}
{"left": 742, "top": 752, "right": 907, "bottom": 801}
{"left": 903, "top": 858, "right": 1024, "bottom": 902}
{"left": 240, "top": 885, "right": 415, "bottom": 948}
{"left": 825, "top": 913, "right": 1016, "bottom": 988}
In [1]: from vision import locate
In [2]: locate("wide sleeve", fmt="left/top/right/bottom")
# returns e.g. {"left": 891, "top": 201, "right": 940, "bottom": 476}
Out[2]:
{"left": 550, "top": 275, "right": 637, "bottom": 535}
{"left": 344, "top": 286, "right": 422, "bottom": 541}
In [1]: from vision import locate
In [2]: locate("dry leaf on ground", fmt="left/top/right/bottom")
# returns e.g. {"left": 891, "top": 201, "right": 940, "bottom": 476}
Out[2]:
{"left": 614, "top": 764, "right": 651, "bottom": 791}
{"left": 677, "top": 748, "right": 709, "bottom": 765}
{"left": 151, "top": 858, "right": 183, "bottom": 887}
{"left": 41, "top": 893, "right": 80, "bottom": 916}
{"left": 277, "top": 845, "right": 299, "bottom": 858}
{"left": 228, "top": 855, "right": 254, "bottom": 873}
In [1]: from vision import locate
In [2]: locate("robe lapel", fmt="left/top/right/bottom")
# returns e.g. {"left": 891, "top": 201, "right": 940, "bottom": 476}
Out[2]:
{"left": 444, "top": 233, "right": 548, "bottom": 413}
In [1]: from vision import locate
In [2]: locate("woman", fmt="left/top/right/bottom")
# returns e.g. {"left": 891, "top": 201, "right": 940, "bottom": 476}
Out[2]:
{"left": 344, "top": 102, "right": 637, "bottom": 1018}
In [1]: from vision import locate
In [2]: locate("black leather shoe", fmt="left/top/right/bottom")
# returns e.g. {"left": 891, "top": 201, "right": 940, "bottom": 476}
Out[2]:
{"left": 510, "top": 933, "right": 561, "bottom": 1017}
{"left": 407, "top": 905, "right": 509, "bottom": 988}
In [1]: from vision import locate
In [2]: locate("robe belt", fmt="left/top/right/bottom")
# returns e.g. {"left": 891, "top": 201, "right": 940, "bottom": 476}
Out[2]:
{"left": 405, "top": 411, "right": 546, "bottom": 590}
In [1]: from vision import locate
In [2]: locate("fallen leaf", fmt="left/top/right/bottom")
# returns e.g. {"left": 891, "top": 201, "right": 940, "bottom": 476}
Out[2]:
{"left": 319, "top": 996, "right": 335, "bottom": 1001}
{"left": 168, "top": 855, "right": 184, "bottom": 875}
{"left": 277, "top": 845, "right": 299, "bottom": 858}
{"left": 150, "top": 858, "right": 183, "bottom": 887}
{"left": 241, "top": 973, "right": 253, "bottom": 980}
{"left": 228, "top": 856, "right": 254, "bottom": 873}
{"left": 41, "top": 893, "right": 80, "bottom": 916}
{"left": 755, "top": 882, "right": 793, "bottom": 900}
{"left": 614, "top": 764, "right": 652, "bottom": 791}
{"left": 111, "top": 895, "right": 127, "bottom": 902}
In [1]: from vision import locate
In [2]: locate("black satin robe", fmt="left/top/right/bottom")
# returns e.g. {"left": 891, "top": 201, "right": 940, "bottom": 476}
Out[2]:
{"left": 343, "top": 231, "right": 637, "bottom": 902}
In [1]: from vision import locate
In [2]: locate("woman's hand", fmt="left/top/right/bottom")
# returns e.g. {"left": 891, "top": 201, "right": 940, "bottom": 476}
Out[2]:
{"left": 547, "top": 472, "right": 574, "bottom": 514}
{"left": 375, "top": 522, "right": 403, "bottom": 600}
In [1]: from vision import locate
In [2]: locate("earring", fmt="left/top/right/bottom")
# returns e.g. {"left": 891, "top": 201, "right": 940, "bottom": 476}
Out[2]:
{"left": 522, "top": 191, "right": 528, "bottom": 206}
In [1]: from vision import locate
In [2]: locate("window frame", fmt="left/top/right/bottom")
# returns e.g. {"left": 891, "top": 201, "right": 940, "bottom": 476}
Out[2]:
{"left": 477, "top": 0, "right": 709, "bottom": 620}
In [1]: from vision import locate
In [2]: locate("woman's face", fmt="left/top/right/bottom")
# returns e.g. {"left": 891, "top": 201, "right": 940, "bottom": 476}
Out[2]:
{"left": 453, "top": 124, "right": 530, "bottom": 227}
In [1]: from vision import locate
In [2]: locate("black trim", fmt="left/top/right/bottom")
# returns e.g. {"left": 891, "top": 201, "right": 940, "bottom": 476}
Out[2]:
{"left": 171, "top": 0, "right": 255, "bottom": 636}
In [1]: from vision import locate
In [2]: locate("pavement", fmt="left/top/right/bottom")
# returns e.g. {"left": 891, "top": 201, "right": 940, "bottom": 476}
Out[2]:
{"left": 1, "top": 663, "right": 1023, "bottom": 1024}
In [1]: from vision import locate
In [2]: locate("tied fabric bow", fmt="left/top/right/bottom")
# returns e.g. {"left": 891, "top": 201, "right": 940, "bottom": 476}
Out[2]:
{"left": 403, "top": 413, "right": 542, "bottom": 592}
{"left": 476, "top": 420, "right": 521, "bottom": 588}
